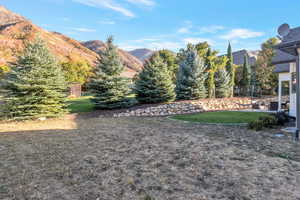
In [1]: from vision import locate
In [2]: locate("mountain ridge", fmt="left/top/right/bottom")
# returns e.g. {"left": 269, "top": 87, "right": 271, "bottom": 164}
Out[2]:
{"left": 129, "top": 48, "right": 154, "bottom": 62}
{"left": 0, "top": 6, "right": 142, "bottom": 77}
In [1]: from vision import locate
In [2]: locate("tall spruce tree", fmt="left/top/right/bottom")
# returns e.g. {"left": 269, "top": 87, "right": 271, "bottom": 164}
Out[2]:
{"left": 1, "top": 38, "right": 67, "bottom": 120}
{"left": 226, "top": 42, "right": 235, "bottom": 97}
{"left": 176, "top": 44, "right": 207, "bottom": 100}
{"left": 88, "top": 36, "right": 132, "bottom": 109}
{"left": 135, "top": 53, "right": 176, "bottom": 103}
{"left": 215, "top": 68, "right": 231, "bottom": 98}
{"left": 240, "top": 54, "right": 251, "bottom": 96}
{"left": 158, "top": 49, "right": 178, "bottom": 83}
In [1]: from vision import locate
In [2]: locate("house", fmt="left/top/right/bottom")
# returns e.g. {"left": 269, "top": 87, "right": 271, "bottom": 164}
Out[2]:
{"left": 232, "top": 49, "right": 259, "bottom": 66}
{"left": 273, "top": 27, "right": 300, "bottom": 117}
{"left": 273, "top": 49, "right": 297, "bottom": 117}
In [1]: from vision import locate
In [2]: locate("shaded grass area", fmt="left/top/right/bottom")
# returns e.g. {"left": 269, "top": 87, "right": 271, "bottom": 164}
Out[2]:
{"left": 67, "top": 94, "right": 137, "bottom": 113}
{"left": 67, "top": 96, "right": 94, "bottom": 113}
{"left": 171, "top": 111, "right": 270, "bottom": 124}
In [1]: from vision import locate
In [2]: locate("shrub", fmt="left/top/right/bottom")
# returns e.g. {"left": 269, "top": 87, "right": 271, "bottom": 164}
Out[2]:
{"left": 248, "top": 120, "right": 264, "bottom": 131}
{"left": 271, "top": 111, "right": 290, "bottom": 126}
{"left": 259, "top": 115, "right": 278, "bottom": 128}
{"left": 248, "top": 114, "right": 278, "bottom": 131}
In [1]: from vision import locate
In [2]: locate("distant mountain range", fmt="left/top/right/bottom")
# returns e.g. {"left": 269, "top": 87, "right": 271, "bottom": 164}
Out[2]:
{"left": 0, "top": 6, "right": 143, "bottom": 77}
{"left": 128, "top": 48, "right": 154, "bottom": 62}
{"left": 82, "top": 40, "right": 143, "bottom": 77}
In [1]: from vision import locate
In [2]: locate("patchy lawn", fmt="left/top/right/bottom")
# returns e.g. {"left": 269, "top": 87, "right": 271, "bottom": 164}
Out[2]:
{"left": 67, "top": 96, "right": 94, "bottom": 113}
{"left": 0, "top": 116, "right": 299, "bottom": 199}
{"left": 171, "top": 111, "right": 270, "bottom": 124}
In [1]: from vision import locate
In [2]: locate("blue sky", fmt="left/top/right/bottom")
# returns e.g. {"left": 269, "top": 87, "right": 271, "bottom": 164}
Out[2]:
{"left": 2, "top": 0, "right": 300, "bottom": 53}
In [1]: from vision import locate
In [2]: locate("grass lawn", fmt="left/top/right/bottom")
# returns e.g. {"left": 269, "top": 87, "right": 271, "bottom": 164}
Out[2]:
{"left": 0, "top": 117, "right": 299, "bottom": 199}
{"left": 171, "top": 111, "right": 270, "bottom": 124}
{"left": 67, "top": 96, "right": 94, "bottom": 113}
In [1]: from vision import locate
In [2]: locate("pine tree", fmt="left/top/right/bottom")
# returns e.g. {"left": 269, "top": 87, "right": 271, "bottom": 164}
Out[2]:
{"left": 157, "top": 49, "right": 178, "bottom": 83}
{"left": 135, "top": 53, "right": 176, "bottom": 103}
{"left": 1, "top": 38, "right": 68, "bottom": 120}
{"left": 240, "top": 54, "right": 251, "bottom": 96}
{"left": 88, "top": 36, "right": 132, "bottom": 109}
{"left": 215, "top": 68, "right": 231, "bottom": 98}
{"left": 226, "top": 42, "right": 235, "bottom": 97}
{"left": 176, "top": 44, "right": 207, "bottom": 100}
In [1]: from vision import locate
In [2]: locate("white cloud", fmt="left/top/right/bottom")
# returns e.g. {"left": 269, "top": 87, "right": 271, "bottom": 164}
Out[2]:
{"left": 220, "top": 29, "right": 264, "bottom": 40}
{"left": 73, "top": 0, "right": 135, "bottom": 17}
{"left": 183, "top": 37, "right": 215, "bottom": 45}
{"left": 178, "top": 27, "right": 190, "bottom": 34}
{"left": 71, "top": 27, "right": 97, "bottom": 32}
{"left": 120, "top": 41, "right": 182, "bottom": 51}
{"left": 133, "top": 38, "right": 160, "bottom": 43}
{"left": 148, "top": 42, "right": 182, "bottom": 50}
{"left": 98, "top": 19, "right": 116, "bottom": 25}
{"left": 199, "top": 25, "right": 224, "bottom": 34}
{"left": 126, "top": 0, "right": 155, "bottom": 6}
{"left": 119, "top": 44, "right": 143, "bottom": 51}
{"left": 177, "top": 20, "right": 193, "bottom": 34}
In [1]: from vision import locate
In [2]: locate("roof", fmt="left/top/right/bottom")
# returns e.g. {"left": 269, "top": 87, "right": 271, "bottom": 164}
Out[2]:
{"left": 272, "top": 49, "right": 296, "bottom": 64}
{"left": 232, "top": 50, "right": 258, "bottom": 66}
{"left": 282, "top": 27, "right": 300, "bottom": 43}
{"left": 274, "top": 63, "right": 290, "bottom": 73}
{"left": 275, "top": 26, "right": 300, "bottom": 55}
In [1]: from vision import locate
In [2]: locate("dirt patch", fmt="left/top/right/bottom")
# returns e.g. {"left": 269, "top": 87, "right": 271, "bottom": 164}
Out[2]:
{"left": 0, "top": 116, "right": 299, "bottom": 199}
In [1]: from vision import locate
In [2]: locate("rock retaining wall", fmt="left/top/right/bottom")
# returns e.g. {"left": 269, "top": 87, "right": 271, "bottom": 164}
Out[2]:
{"left": 114, "top": 98, "right": 253, "bottom": 117}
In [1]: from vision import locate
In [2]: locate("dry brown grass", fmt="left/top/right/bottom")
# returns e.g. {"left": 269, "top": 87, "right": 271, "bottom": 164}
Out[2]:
{"left": 0, "top": 114, "right": 78, "bottom": 133}
{"left": 0, "top": 115, "right": 299, "bottom": 200}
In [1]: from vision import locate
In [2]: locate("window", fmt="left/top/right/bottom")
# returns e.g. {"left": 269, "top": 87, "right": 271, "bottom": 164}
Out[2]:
{"left": 292, "top": 72, "right": 297, "bottom": 94}
{"left": 281, "top": 81, "right": 290, "bottom": 96}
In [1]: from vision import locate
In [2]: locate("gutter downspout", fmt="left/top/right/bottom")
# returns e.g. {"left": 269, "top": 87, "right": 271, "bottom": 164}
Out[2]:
{"left": 295, "top": 49, "right": 300, "bottom": 141}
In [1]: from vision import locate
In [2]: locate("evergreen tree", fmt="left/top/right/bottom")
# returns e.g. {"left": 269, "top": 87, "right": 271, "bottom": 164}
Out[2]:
{"left": 240, "top": 54, "right": 251, "bottom": 96}
{"left": 215, "top": 68, "right": 231, "bottom": 98}
{"left": 157, "top": 49, "right": 178, "bottom": 83}
{"left": 176, "top": 44, "right": 207, "bottom": 100}
{"left": 1, "top": 38, "right": 68, "bottom": 120}
{"left": 226, "top": 42, "right": 236, "bottom": 97}
{"left": 88, "top": 36, "right": 132, "bottom": 109}
{"left": 135, "top": 53, "right": 176, "bottom": 103}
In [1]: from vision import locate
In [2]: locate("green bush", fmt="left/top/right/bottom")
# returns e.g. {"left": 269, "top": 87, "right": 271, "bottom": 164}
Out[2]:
{"left": 248, "top": 120, "right": 264, "bottom": 131}
{"left": 248, "top": 115, "right": 278, "bottom": 131}
{"left": 271, "top": 111, "right": 289, "bottom": 126}
{"left": 259, "top": 115, "right": 278, "bottom": 128}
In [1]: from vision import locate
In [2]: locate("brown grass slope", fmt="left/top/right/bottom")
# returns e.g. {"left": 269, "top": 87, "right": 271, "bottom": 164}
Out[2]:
{"left": 0, "top": 6, "right": 142, "bottom": 77}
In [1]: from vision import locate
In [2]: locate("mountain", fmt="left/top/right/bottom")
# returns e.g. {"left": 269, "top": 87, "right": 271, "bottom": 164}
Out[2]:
{"left": 0, "top": 6, "right": 142, "bottom": 77}
{"left": 82, "top": 40, "right": 143, "bottom": 77}
{"left": 129, "top": 48, "right": 154, "bottom": 62}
